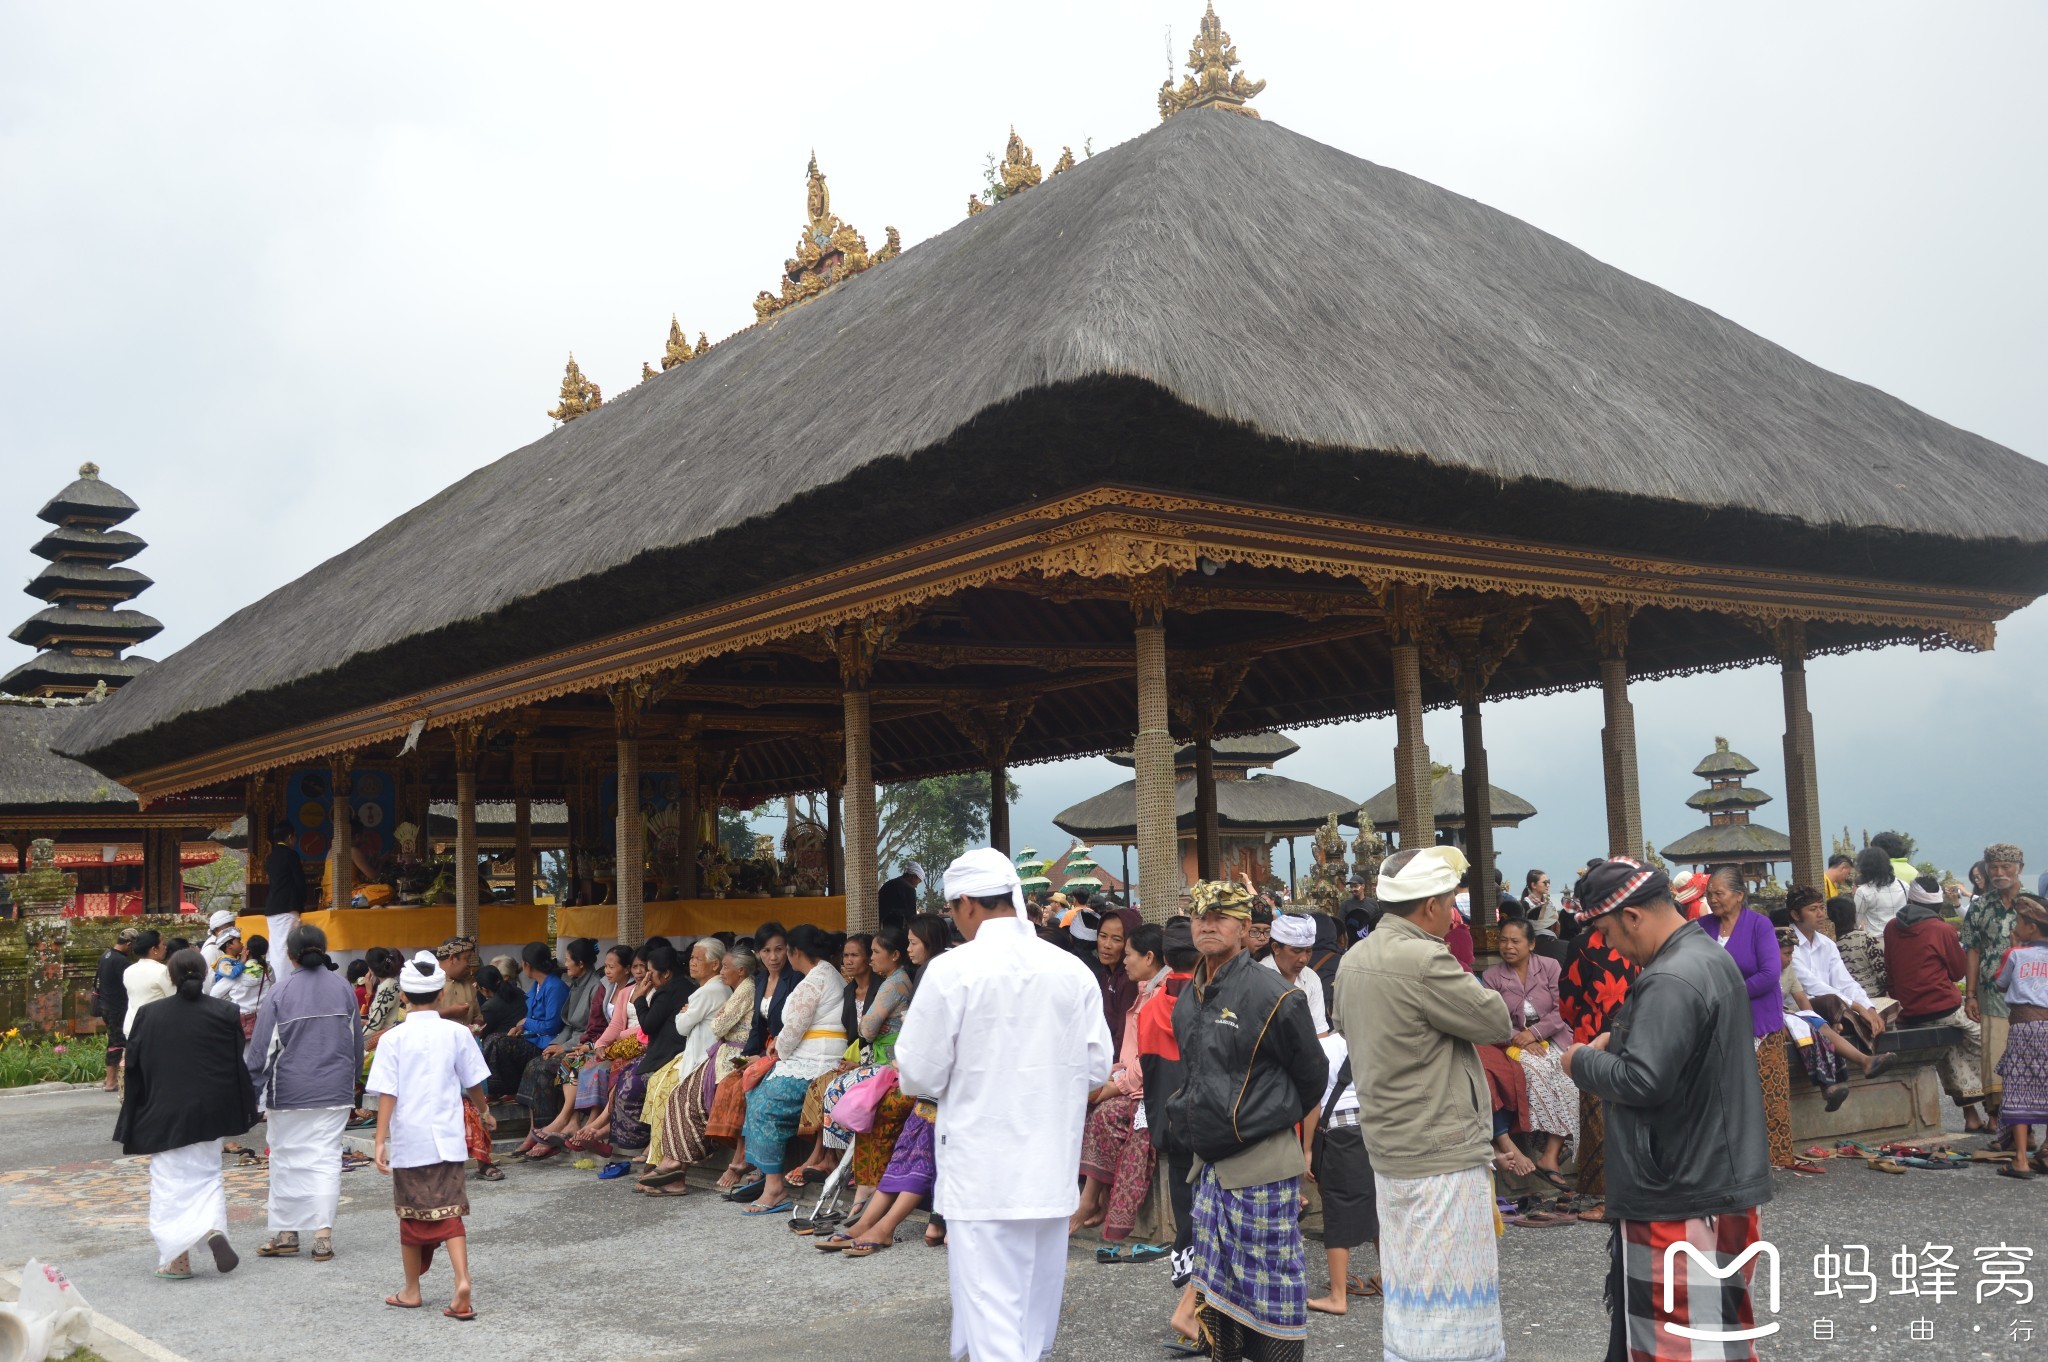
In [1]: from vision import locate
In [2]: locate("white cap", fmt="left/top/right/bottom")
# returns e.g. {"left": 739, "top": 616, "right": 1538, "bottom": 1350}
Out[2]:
{"left": 904, "top": 861, "right": 926, "bottom": 881}
{"left": 208, "top": 909, "right": 237, "bottom": 931}
{"left": 1269, "top": 912, "right": 1316, "bottom": 948}
{"left": 398, "top": 949, "right": 448, "bottom": 994}
{"left": 939, "top": 848, "right": 1025, "bottom": 919}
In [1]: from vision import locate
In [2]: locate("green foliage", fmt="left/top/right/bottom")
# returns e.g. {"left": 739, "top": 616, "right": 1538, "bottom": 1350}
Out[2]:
{"left": 0, "top": 1031, "right": 107, "bottom": 1087}
{"left": 719, "top": 806, "right": 765, "bottom": 860}
{"left": 183, "top": 849, "right": 247, "bottom": 914}
{"left": 876, "top": 774, "right": 1021, "bottom": 909}
{"left": 980, "top": 152, "right": 1007, "bottom": 205}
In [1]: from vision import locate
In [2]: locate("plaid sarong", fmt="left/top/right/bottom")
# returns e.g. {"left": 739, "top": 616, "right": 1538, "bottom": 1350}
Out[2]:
{"left": 1191, "top": 1165, "right": 1307, "bottom": 1343}
{"left": 1613, "top": 1210, "right": 1765, "bottom": 1361}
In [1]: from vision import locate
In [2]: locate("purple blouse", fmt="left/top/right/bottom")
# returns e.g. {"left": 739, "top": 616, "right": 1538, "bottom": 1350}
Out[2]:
{"left": 1479, "top": 955, "right": 1569, "bottom": 1044}
{"left": 1697, "top": 908, "right": 1786, "bottom": 1038}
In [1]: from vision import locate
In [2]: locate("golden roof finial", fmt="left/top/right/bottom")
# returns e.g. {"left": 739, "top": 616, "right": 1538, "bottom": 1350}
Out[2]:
{"left": 547, "top": 353, "right": 602, "bottom": 423}
{"left": 1160, "top": 3, "right": 1264, "bottom": 121}
{"left": 1052, "top": 146, "right": 1076, "bottom": 175}
{"left": 754, "top": 154, "right": 899, "bottom": 323}
{"left": 661, "top": 315, "right": 695, "bottom": 370}
{"left": 967, "top": 128, "right": 1046, "bottom": 217}
{"left": 641, "top": 360, "right": 657, "bottom": 382}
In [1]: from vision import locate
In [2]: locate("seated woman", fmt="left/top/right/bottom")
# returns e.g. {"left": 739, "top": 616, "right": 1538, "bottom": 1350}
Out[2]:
{"left": 737, "top": 924, "right": 847, "bottom": 1216}
{"left": 803, "top": 928, "right": 915, "bottom": 1224}
{"left": 638, "top": 938, "right": 732, "bottom": 1174}
{"left": 477, "top": 967, "right": 525, "bottom": 1038}
{"left": 511, "top": 938, "right": 603, "bottom": 1134}
{"left": 640, "top": 944, "right": 757, "bottom": 1194}
{"left": 609, "top": 942, "right": 694, "bottom": 1155}
{"left": 787, "top": 933, "right": 877, "bottom": 1186}
{"left": 1777, "top": 926, "right": 1887, "bottom": 1109}
{"left": 481, "top": 942, "right": 567, "bottom": 1099}
{"left": 522, "top": 945, "right": 636, "bottom": 1156}
{"left": 554, "top": 946, "right": 647, "bottom": 1152}
{"left": 1479, "top": 918, "right": 1579, "bottom": 1191}
{"left": 1072, "top": 922, "right": 1167, "bottom": 1246}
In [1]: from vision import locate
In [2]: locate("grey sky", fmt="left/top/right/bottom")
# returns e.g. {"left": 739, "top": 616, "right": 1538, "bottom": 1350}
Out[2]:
{"left": 5, "top": 2, "right": 2043, "bottom": 884}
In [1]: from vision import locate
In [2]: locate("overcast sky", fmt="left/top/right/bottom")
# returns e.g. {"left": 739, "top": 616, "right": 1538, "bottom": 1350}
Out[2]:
{"left": 6, "top": 2, "right": 2044, "bottom": 885}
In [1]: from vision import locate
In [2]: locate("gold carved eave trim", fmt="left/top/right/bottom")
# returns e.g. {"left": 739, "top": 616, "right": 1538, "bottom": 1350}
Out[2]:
{"left": 118, "top": 485, "right": 2027, "bottom": 798}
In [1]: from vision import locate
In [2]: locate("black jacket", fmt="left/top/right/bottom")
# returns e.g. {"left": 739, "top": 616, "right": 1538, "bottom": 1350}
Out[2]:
{"left": 115, "top": 990, "right": 260, "bottom": 1155}
{"left": 1570, "top": 923, "right": 1773, "bottom": 1221}
{"left": 742, "top": 968, "right": 800, "bottom": 1056}
{"left": 263, "top": 843, "right": 306, "bottom": 914}
{"left": 94, "top": 948, "right": 130, "bottom": 1031}
{"left": 1165, "top": 949, "right": 1327, "bottom": 1164}
{"left": 878, "top": 876, "right": 919, "bottom": 931}
{"left": 634, "top": 977, "right": 694, "bottom": 1075}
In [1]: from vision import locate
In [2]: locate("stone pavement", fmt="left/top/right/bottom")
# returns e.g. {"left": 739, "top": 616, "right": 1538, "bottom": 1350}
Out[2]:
{"left": 1, "top": 1085, "right": 2042, "bottom": 1361}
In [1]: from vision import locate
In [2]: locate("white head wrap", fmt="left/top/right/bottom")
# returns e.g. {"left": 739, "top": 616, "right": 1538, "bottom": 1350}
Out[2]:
{"left": 1269, "top": 912, "right": 1316, "bottom": 948}
{"left": 941, "top": 847, "right": 1026, "bottom": 919}
{"left": 1906, "top": 879, "right": 1945, "bottom": 906}
{"left": 1377, "top": 845, "right": 1469, "bottom": 904}
{"left": 904, "top": 861, "right": 926, "bottom": 881}
{"left": 398, "top": 949, "right": 448, "bottom": 994}
{"left": 1069, "top": 911, "right": 1100, "bottom": 943}
{"left": 208, "top": 909, "right": 237, "bottom": 932}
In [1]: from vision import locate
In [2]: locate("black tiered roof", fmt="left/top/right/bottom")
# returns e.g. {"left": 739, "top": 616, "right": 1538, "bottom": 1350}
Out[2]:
{"left": 3, "top": 464, "right": 160, "bottom": 698}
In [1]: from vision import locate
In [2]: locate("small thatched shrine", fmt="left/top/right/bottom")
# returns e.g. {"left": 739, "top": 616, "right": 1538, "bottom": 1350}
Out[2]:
{"left": 1659, "top": 737, "right": 1793, "bottom": 882}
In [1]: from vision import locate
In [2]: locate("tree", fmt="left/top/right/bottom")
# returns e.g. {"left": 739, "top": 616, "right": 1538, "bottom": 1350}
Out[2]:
{"left": 876, "top": 773, "right": 1021, "bottom": 909}
{"left": 183, "top": 849, "right": 247, "bottom": 915}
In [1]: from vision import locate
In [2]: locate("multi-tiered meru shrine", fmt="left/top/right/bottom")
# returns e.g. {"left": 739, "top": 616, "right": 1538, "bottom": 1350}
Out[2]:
{"left": 55, "top": 13, "right": 2048, "bottom": 953}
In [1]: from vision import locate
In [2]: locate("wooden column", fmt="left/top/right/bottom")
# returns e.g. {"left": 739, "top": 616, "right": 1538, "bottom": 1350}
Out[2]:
{"left": 1132, "top": 577, "right": 1181, "bottom": 921}
{"left": 453, "top": 725, "right": 480, "bottom": 940}
{"left": 1593, "top": 606, "right": 1643, "bottom": 859}
{"left": 1776, "top": 622, "right": 1824, "bottom": 888}
{"left": 1460, "top": 684, "right": 1498, "bottom": 927}
{"left": 1389, "top": 597, "right": 1433, "bottom": 851}
{"left": 512, "top": 737, "right": 534, "bottom": 906}
{"left": 676, "top": 749, "right": 700, "bottom": 900}
{"left": 1193, "top": 735, "right": 1219, "bottom": 880}
{"left": 826, "top": 782, "right": 844, "bottom": 895}
{"left": 842, "top": 688, "right": 879, "bottom": 931}
{"left": 141, "top": 825, "right": 182, "bottom": 912}
{"left": 988, "top": 763, "right": 1011, "bottom": 856}
{"left": 610, "top": 683, "right": 647, "bottom": 946}
{"left": 328, "top": 754, "right": 354, "bottom": 911}
{"left": 242, "top": 774, "right": 272, "bottom": 909}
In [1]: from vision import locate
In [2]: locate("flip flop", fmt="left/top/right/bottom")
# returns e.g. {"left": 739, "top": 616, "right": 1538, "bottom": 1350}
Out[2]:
{"left": 723, "top": 1178, "right": 766, "bottom": 1204}
{"left": 443, "top": 1305, "right": 479, "bottom": 1321}
{"left": 597, "top": 1161, "right": 632, "bottom": 1180}
{"left": 742, "top": 1200, "right": 795, "bottom": 1216}
{"left": 638, "top": 1168, "right": 690, "bottom": 1188}
{"left": 311, "top": 1237, "right": 334, "bottom": 1262}
{"left": 1866, "top": 1158, "right": 1908, "bottom": 1175}
{"left": 208, "top": 1233, "right": 239, "bottom": 1274}
{"left": 155, "top": 1268, "right": 193, "bottom": 1281}
{"left": 1095, "top": 1245, "right": 1129, "bottom": 1264}
{"left": 1788, "top": 1162, "right": 1827, "bottom": 1176}
{"left": 384, "top": 1296, "right": 421, "bottom": 1309}
{"left": 814, "top": 1233, "right": 857, "bottom": 1252}
{"left": 1997, "top": 1164, "right": 2037, "bottom": 1181}
{"left": 840, "top": 1239, "right": 891, "bottom": 1257}
{"left": 1347, "top": 1273, "right": 1382, "bottom": 1298}
{"left": 258, "top": 1238, "right": 300, "bottom": 1257}
{"left": 1127, "top": 1243, "right": 1170, "bottom": 1263}
{"left": 476, "top": 1163, "right": 506, "bottom": 1181}
{"left": 1535, "top": 1168, "right": 1574, "bottom": 1192}
{"left": 1163, "top": 1335, "right": 1206, "bottom": 1357}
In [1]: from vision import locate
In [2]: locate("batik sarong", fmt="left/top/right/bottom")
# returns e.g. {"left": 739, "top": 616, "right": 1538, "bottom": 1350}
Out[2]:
{"left": 741, "top": 1072, "right": 810, "bottom": 1175}
{"left": 820, "top": 1062, "right": 883, "bottom": 1149}
{"left": 1578, "top": 1088, "right": 1606, "bottom": 1199}
{"left": 1516, "top": 1041, "right": 1580, "bottom": 1145}
{"left": 850, "top": 1084, "right": 915, "bottom": 1187}
{"left": 640, "top": 1054, "right": 690, "bottom": 1165}
{"left": 1191, "top": 1165, "right": 1307, "bottom": 1347}
{"left": 705, "top": 1070, "right": 747, "bottom": 1142}
{"left": 1996, "top": 1019, "right": 2048, "bottom": 1123}
{"left": 876, "top": 1105, "right": 936, "bottom": 1197}
{"left": 1376, "top": 1164, "right": 1505, "bottom": 1362}
{"left": 1078, "top": 1093, "right": 1155, "bottom": 1242}
{"left": 611, "top": 1066, "right": 652, "bottom": 1150}
{"left": 1754, "top": 1035, "right": 1795, "bottom": 1168}
{"left": 392, "top": 1160, "right": 469, "bottom": 1272}
{"left": 662, "top": 1055, "right": 721, "bottom": 1167}
{"left": 1611, "top": 1210, "right": 1762, "bottom": 1361}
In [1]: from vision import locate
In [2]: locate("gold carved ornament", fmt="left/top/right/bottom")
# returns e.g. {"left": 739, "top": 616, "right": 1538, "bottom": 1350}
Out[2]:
{"left": 662, "top": 316, "right": 696, "bottom": 370}
{"left": 755, "top": 155, "right": 900, "bottom": 323}
{"left": 1160, "top": 3, "right": 1265, "bottom": 121}
{"left": 548, "top": 354, "right": 602, "bottom": 423}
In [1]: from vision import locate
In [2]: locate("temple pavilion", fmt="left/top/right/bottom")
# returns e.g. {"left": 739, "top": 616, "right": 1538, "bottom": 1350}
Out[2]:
{"left": 1358, "top": 765, "right": 1538, "bottom": 852}
{"left": 1054, "top": 733, "right": 1358, "bottom": 890}
{"left": 1658, "top": 737, "right": 1794, "bottom": 884}
{"left": 1, "top": 465, "right": 230, "bottom": 914}
{"left": 51, "top": 9, "right": 2048, "bottom": 953}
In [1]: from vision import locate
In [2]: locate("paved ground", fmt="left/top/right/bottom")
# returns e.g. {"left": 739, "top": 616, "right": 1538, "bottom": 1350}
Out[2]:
{"left": 2, "top": 1086, "right": 2042, "bottom": 1360}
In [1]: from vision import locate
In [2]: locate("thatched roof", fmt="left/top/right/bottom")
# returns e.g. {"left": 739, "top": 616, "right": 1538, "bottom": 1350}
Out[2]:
{"left": 10, "top": 605, "right": 162, "bottom": 650}
{"left": 1693, "top": 741, "right": 1759, "bottom": 778}
{"left": 62, "top": 109, "right": 2048, "bottom": 780}
{"left": 1360, "top": 770, "right": 1537, "bottom": 832}
{"left": 1686, "top": 785, "right": 1774, "bottom": 812}
{"left": 1659, "top": 821, "right": 1793, "bottom": 862}
{"left": 1054, "top": 770, "right": 1361, "bottom": 841}
{"left": 0, "top": 701, "right": 139, "bottom": 812}
{"left": 1, "top": 650, "right": 155, "bottom": 696}
{"left": 1105, "top": 731, "right": 1300, "bottom": 770}
{"left": 32, "top": 525, "right": 145, "bottom": 563}
{"left": 38, "top": 466, "right": 139, "bottom": 526}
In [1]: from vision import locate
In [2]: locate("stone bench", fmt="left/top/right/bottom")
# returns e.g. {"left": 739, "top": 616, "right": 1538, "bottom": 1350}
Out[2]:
{"left": 1787, "top": 1022, "right": 1965, "bottom": 1146}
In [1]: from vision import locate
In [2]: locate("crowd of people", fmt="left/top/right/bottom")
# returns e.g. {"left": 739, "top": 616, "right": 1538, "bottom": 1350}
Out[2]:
{"left": 98, "top": 831, "right": 2047, "bottom": 1361}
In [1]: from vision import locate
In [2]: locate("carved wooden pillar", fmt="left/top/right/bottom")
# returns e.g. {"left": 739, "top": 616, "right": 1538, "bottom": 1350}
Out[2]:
{"left": 676, "top": 746, "right": 700, "bottom": 900}
{"left": 329, "top": 753, "right": 355, "bottom": 911}
{"left": 838, "top": 619, "right": 899, "bottom": 934}
{"left": 1388, "top": 586, "right": 1433, "bottom": 851}
{"left": 1169, "top": 659, "right": 1248, "bottom": 893}
{"left": 141, "top": 826, "right": 182, "bottom": 913}
{"left": 826, "top": 783, "right": 844, "bottom": 895}
{"left": 243, "top": 773, "right": 272, "bottom": 909}
{"left": 1131, "top": 573, "right": 1180, "bottom": 922}
{"left": 1591, "top": 605, "right": 1644, "bottom": 860}
{"left": 988, "top": 764, "right": 1011, "bottom": 856}
{"left": 452, "top": 727, "right": 481, "bottom": 940}
{"left": 1193, "top": 737, "right": 1218, "bottom": 880}
{"left": 512, "top": 735, "right": 534, "bottom": 906}
{"left": 1776, "top": 622, "right": 1824, "bottom": 888}
{"left": 610, "top": 683, "right": 648, "bottom": 946}
{"left": 1459, "top": 682, "right": 1497, "bottom": 927}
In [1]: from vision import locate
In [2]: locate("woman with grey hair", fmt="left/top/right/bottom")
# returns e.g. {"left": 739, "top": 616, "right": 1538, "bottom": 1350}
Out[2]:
{"left": 638, "top": 943, "right": 757, "bottom": 1193}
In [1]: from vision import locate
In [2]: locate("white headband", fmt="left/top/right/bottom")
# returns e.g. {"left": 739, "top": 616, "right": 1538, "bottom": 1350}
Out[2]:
{"left": 1378, "top": 845, "right": 1469, "bottom": 903}
{"left": 942, "top": 847, "right": 1027, "bottom": 920}
{"left": 1269, "top": 912, "right": 1316, "bottom": 948}
{"left": 399, "top": 949, "right": 448, "bottom": 994}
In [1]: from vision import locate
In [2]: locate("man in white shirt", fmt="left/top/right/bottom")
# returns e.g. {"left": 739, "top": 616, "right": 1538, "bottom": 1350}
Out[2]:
{"left": 365, "top": 951, "right": 492, "bottom": 1320}
{"left": 1789, "top": 891, "right": 1889, "bottom": 1044}
{"left": 895, "top": 848, "right": 1114, "bottom": 1362}
{"left": 1264, "top": 910, "right": 1330, "bottom": 1034}
{"left": 200, "top": 909, "right": 238, "bottom": 969}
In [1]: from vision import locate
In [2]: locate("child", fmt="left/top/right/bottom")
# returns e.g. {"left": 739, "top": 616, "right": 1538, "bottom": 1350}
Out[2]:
{"left": 365, "top": 950, "right": 493, "bottom": 1319}
{"left": 1306, "top": 1029, "right": 1379, "bottom": 1314}
{"left": 1776, "top": 928, "right": 1888, "bottom": 1111}
{"left": 1992, "top": 896, "right": 2048, "bottom": 1180}
{"left": 347, "top": 959, "right": 371, "bottom": 1014}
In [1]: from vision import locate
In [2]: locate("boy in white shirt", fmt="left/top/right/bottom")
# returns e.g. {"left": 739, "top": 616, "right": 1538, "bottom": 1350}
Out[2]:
{"left": 366, "top": 951, "right": 492, "bottom": 1320}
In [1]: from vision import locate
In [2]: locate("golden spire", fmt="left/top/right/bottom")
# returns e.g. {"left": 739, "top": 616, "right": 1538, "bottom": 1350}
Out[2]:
{"left": 547, "top": 354, "right": 602, "bottom": 423}
{"left": 641, "top": 361, "right": 658, "bottom": 382}
{"left": 1159, "top": 3, "right": 1264, "bottom": 121}
{"left": 999, "top": 127, "right": 1043, "bottom": 197}
{"left": 1052, "top": 146, "right": 1076, "bottom": 175}
{"left": 754, "top": 154, "right": 899, "bottom": 323}
{"left": 696, "top": 330, "right": 711, "bottom": 354}
{"left": 661, "top": 315, "right": 695, "bottom": 369}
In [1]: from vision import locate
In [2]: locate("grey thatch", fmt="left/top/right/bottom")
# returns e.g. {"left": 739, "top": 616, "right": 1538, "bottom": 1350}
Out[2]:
{"left": 426, "top": 799, "right": 571, "bottom": 842}
{"left": 1054, "top": 772, "right": 1361, "bottom": 841}
{"left": 1104, "top": 732, "right": 1300, "bottom": 769}
{"left": 1686, "top": 785, "right": 1774, "bottom": 812}
{"left": 39, "top": 469, "right": 140, "bottom": 525}
{"left": 1659, "top": 821, "right": 1793, "bottom": 861}
{"left": 62, "top": 108, "right": 2048, "bottom": 777}
{"left": 10, "top": 606, "right": 162, "bottom": 650}
{"left": 1360, "top": 770, "right": 1538, "bottom": 832}
{"left": 1693, "top": 744, "right": 1760, "bottom": 778}
{"left": 1, "top": 651, "right": 155, "bottom": 696}
{"left": 25, "top": 562, "right": 154, "bottom": 601}
{"left": 0, "top": 702, "right": 141, "bottom": 812}
{"left": 31, "top": 526, "right": 145, "bottom": 562}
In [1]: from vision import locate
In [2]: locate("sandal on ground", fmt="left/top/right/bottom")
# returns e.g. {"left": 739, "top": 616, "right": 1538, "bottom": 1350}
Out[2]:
{"left": 840, "top": 1239, "right": 891, "bottom": 1258}
{"left": 1866, "top": 1158, "right": 1908, "bottom": 1175}
{"left": 814, "top": 1233, "right": 857, "bottom": 1252}
{"left": 1998, "top": 1164, "right": 2038, "bottom": 1181}
{"left": 924, "top": 1224, "right": 947, "bottom": 1247}
{"left": 258, "top": 1235, "right": 300, "bottom": 1257}
{"left": 723, "top": 1178, "right": 766, "bottom": 1203}
{"left": 644, "top": 1183, "right": 690, "bottom": 1197}
{"left": 1163, "top": 1335, "right": 1206, "bottom": 1357}
{"left": 741, "top": 1199, "right": 794, "bottom": 1216}
{"left": 443, "top": 1305, "right": 478, "bottom": 1321}
{"left": 1127, "top": 1243, "right": 1169, "bottom": 1263}
{"left": 156, "top": 1267, "right": 193, "bottom": 1281}
{"left": 638, "top": 1167, "right": 690, "bottom": 1188}
{"left": 207, "top": 1233, "right": 239, "bottom": 1274}
{"left": 476, "top": 1163, "right": 506, "bottom": 1181}
{"left": 1348, "top": 1272, "right": 1382, "bottom": 1298}
{"left": 236, "top": 1149, "right": 265, "bottom": 1167}
{"left": 597, "top": 1161, "right": 632, "bottom": 1180}
{"left": 1508, "top": 1210, "right": 1578, "bottom": 1227}
{"left": 1575, "top": 1203, "right": 1609, "bottom": 1223}
{"left": 1789, "top": 1162, "right": 1827, "bottom": 1176}
{"left": 1535, "top": 1168, "right": 1574, "bottom": 1192}
{"left": 1095, "top": 1245, "right": 1129, "bottom": 1264}
{"left": 311, "top": 1235, "right": 334, "bottom": 1262}
{"left": 384, "top": 1295, "right": 422, "bottom": 1309}
{"left": 521, "top": 1143, "right": 560, "bottom": 1161}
